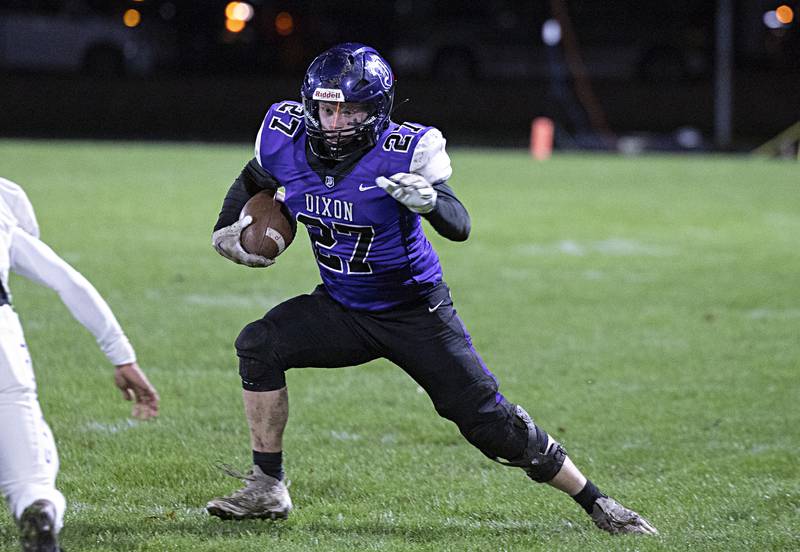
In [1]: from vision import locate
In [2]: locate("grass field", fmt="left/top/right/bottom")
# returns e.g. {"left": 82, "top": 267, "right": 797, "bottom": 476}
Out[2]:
{"left": 0, "top": 139, "right": 797, "bottom": 551}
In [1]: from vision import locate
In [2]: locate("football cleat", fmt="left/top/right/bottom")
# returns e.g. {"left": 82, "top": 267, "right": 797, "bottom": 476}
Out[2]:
{"left": 590, "top": 496, "right": 658, "bottom": 535}
{"left": 19, "top": 499, "right": 61, "bottom": 552}
{"left": 206, "top": 465, "right": 292, "bottom": 521}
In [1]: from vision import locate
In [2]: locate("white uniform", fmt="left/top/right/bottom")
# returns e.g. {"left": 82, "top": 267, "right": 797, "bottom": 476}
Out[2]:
{"left": 0, "top": 177, "right": 135, "bottom": 531}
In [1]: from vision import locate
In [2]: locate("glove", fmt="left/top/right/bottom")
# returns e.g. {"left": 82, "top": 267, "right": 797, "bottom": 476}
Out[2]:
{"left": 376, "top": 173, "right": 437, "bottom": 214}
{"left": 211, "top": 215, "right": 275, "bottom": 267}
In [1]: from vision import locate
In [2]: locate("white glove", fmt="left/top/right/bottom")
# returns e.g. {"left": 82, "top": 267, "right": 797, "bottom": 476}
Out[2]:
{"left": 211, "top": 215, "right": 274, "bottom": 268}
{"left": 376, "top": 173, "right": 437, "bottom": 214}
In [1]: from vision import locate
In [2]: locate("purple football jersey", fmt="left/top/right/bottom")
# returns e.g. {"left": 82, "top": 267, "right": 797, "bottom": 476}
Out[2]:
{"left": 256, "top": 100, "right": 444, "bottom": 311}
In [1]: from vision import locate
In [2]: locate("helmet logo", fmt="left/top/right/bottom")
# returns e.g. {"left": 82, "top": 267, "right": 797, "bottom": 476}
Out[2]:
{"left": 364, "top": 53, "right": 392, "bottom": 89}
{"left": 312, "top": 88, "right": 345, "bottom": 102}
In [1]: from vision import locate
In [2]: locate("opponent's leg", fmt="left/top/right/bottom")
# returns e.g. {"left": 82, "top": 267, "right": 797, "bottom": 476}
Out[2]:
{"left": 207, "top": 287, "right": 379, "bottom": 520}
{"left": 0, "top": 391, "right": 64, "bottom": 551}
{"left": 0, "top": 311, "right": 65, "bottom": 551}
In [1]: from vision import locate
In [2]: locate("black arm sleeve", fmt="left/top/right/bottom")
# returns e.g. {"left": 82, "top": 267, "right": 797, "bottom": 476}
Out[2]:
{"left": 421, "top": 181, "right": 471, "bottom": 242}
{"left": 213, "top": 158, "right": 280, "bottom": 232}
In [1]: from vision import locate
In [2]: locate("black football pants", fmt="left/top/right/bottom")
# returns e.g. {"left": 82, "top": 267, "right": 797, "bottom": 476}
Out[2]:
{"left": 235, "top": 282, "right": 528, "bottom": 461}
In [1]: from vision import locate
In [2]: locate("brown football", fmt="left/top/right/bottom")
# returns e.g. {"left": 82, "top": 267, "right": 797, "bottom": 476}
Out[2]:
{"left": 239, "top": 191, "right": 296, "bottom": 259}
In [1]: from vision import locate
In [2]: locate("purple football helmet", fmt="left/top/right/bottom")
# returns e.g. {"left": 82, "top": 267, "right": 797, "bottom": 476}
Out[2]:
{"left": 301, "top": 43, "right": 395, "bottom": 160}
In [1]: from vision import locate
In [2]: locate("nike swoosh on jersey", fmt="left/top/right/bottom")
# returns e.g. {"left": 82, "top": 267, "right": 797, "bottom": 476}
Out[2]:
{"left": 359, "top": 183, "right": 378, "bottom": 191}
{"left": 428, "top": 299, "right": 445, "bottom": 313}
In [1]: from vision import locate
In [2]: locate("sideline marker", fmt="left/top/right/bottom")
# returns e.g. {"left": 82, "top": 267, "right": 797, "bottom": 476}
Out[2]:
{"left": 530, "top": 117, "right": 554, "bottom": 160}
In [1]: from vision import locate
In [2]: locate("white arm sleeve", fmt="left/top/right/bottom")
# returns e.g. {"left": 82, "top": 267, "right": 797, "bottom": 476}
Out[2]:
{"left": 410, "top": 128, "right": 453, "bottom": 184}
{"left": 254, "top": 120, "right": 266, "bottom": 167}
{"left": 0, "top": 177, "right": 40, "bottom": 238}
{"left": 9, "top": 228, "right": 136, "bottom": 366}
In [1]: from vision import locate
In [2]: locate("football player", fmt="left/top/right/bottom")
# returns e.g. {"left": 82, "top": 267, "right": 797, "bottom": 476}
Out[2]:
{"left": 0, "top": 177, "right": 159, "bottom": 552}
{"left": 208, "top": 43, "right": 656, "bottom": 535}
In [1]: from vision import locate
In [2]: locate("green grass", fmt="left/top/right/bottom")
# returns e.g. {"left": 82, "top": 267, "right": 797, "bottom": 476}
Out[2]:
{"left": 0, "top": 139, "right": 798, "bottom": 551}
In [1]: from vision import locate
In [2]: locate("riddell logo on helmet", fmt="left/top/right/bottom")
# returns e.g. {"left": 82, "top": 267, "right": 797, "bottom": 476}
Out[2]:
{"left": 313, "top": 88, "right": 345, "bottom": 102}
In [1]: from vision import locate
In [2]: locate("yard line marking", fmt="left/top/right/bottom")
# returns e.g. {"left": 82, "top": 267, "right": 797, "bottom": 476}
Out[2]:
{"left": 516, "top": 239, "right": 674, "bottom": 257}
{"left": 182, "top": 293, "right": 282, "bottom": 308}
{"left": 747, "top": 308, "right": 800, "bottom": 319}
{"left": 331, "top": 430, "right": 361, "bottom": 441}
{"left": 83, "top": 420, "right": 138, "bottom": 433}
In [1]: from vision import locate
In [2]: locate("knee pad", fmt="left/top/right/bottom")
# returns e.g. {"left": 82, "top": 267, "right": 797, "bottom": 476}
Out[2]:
{"left": 494, "top": 404, "right": 567, "bottom": 483}
{"left": 235, "top": 320, "right": 286, "bottom": 392}
{"left": 235, "top": 319, "right": 272, "bottom": 357}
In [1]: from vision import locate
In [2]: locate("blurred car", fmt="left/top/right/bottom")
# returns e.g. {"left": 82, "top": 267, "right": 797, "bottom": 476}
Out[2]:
{"left": 0, "top": 0, "right": 178, "bottom": 76}
{"left": 388, "top": 1, "right": 711, "bottom": 82}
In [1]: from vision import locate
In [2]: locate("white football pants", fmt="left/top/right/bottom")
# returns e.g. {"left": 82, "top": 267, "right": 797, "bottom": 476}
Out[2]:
{"left": 0, "top": 305, "right": 65, "bottom": 531}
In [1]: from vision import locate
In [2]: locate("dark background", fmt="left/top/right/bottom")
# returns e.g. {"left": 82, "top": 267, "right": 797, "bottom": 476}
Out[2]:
{"left": 1, "top": 0, "right": 798, "bottom": 151}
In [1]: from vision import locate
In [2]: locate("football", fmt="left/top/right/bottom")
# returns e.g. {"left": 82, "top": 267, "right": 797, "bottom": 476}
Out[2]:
{"left": 239, "top": 190, "right": 296, "bottom": 259}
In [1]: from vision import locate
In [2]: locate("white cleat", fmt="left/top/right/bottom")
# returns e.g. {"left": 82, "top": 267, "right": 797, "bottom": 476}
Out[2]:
{"left": 590, "top": 496, "right": 658, "bottom": 535}
{"left": 206, "top": 465, "right": 292, "bottom": 521}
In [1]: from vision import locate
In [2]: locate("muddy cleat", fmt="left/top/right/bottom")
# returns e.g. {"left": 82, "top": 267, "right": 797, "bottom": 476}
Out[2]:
{"left": 19, "top": 499, "right": 60, "bottom": 552}
{"left": 206, "top": 465, "right": 292, "bottom": 520}
{"left": 590, "top": 496, "right": 658, "bottom": 535}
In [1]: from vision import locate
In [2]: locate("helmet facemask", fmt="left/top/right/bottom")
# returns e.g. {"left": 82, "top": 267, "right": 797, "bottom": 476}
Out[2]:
{"left": 303, "top": 98, "right": 382, "bottom": 160}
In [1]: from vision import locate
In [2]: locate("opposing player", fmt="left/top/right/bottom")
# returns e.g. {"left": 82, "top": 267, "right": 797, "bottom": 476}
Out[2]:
{"left": 0, "top": 177, "right": 159, "bottom": 552}
{"left": 208, "top": 43, "right": 656, "bottom": 535}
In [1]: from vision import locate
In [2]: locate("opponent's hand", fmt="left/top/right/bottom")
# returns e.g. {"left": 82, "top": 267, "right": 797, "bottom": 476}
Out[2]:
{"left": 114, "top": 362, "right": 159, "bottom": 420}
{"left": 376, "top": 173, "right": 437, "bottom": 214}
{"left": 211, "top": 215, "right": 274, "bottom": 268}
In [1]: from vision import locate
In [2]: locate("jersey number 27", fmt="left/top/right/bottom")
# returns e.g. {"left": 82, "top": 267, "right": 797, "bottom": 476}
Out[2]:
{"left": 297, "top": 214, "right": 375, "bottom": 275}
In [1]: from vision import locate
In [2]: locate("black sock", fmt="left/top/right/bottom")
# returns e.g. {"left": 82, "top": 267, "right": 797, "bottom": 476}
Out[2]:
{"left": 572, "top": 479, "right": 606, "bottom": 514}
{"left": 253, "top": 450, "right": 284, "bottom": 481}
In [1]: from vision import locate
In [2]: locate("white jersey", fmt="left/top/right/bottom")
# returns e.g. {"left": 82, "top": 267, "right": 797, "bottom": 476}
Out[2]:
{"left": 0, "top": 181, "right": 135, "bottom": 366}
{"left": 0, "top": 177, "right": 40, "bottom": 239}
